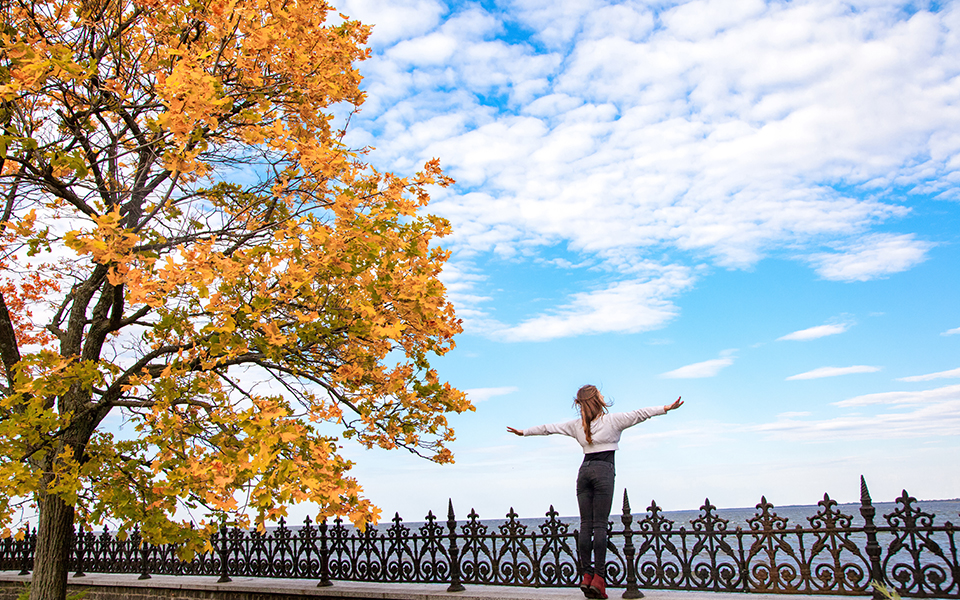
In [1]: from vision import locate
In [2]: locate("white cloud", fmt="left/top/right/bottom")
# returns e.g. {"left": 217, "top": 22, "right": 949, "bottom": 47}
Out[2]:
{"left": 897, "top": 367, "right": 960, "bottom": 382}
{"left": 942, "top": 327, "right": 960, "bottom": 336}
{"left": 494, "top": 266, "right": 695, "bottom": 342}
{"left": 776, "top": 411, "right": 811, "bottom": 419}
{"left": 508, "top": 0, "right": 605, "bottom": 49}
{"left": 388, "top": 32, "right": 458, "bottom": 65}
{"left": 753, "top": 395, "right": 960, "bottom": 441}
{"left": 334, "top": 0, "right": 447, "bottom": 47}
{"left": 522, "top": 93, "right": 585, "bottom": 118}
{"left": 754, "top": 384, "right": 960, "bottom": 442}
{"left": 786, "top": 365, "right": 881, "bottom": 380}
{"left": 580, "top": 4, "right": 655, "bottom": 42}
{"left": 778, "top": 322, "right": 851, "bottom": 341}
{"left": 835, "top": 384, "right": 960, "bottom": 407}
{"left": 356, "top": 4, "right": 945, "bottom": 257}
{"left": 338, "top": 0, "right": 960, "bottom": 338}
{"left": 661, "top": 0, "right": 766, "bottom": 41}
{"left": 465, "top": 387, "right": 519, "bottom": 403}
{"left": 661, "top": 350, "right": 736, "bottom": 379}
{"left": 807, "top": 234, "right": 934, "bottom": 282}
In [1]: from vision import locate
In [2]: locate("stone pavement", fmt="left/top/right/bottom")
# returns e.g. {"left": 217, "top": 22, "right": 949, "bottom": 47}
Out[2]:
{"left": 0, "top": 572, "right": 854, "bottom": 600}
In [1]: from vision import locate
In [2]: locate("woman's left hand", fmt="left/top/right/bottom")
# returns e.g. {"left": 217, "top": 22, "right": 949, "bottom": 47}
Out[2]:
{"left": 664, "top": 397, "right": 683, "bottom": 412}
{"left": 506, "top": 426, "right": 524, "bottom": 436}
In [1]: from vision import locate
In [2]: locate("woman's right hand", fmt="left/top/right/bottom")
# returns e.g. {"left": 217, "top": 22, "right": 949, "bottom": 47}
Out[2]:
{"left": 664, "top": 397, "right": 683, "bottom": 412}
{"left": 506, "top": 426, "right": 524, "bottom": 436}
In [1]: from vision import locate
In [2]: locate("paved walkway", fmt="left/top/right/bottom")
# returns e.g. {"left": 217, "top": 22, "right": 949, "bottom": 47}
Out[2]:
{"left": 0, "top": 572, "right": 855, "bottom": 600}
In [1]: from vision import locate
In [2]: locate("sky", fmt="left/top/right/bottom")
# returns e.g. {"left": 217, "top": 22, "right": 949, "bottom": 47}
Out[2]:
{"left": 316, "top": 0, "right": 960, "bottom": 524}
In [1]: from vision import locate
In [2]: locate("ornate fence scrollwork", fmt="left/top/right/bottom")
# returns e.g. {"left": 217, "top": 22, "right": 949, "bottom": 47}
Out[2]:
{"left": 883, "top": 491, "right": 958, "bottom": 598}
{"left": 1, "top": 478, "right": 957, "bottom": 598}
{"left": 459, "top": 508, "right": 493, "bottom": 584}
{"left": 495, "top": 508, "right": 533, "bottom": 585}
{"left": 537, "top": 505, "right": 576, "bottom": 587}
{"left": 635, "top": 499, "right": 682, "bottom": 589}
{"left": 746, "top": 496, "right": 797, "bottom": 593}
{"left": 687, "top": 499, "right": 740, "bottom": 591}
{"left": 806, "top": 493, "right": 867, "bottom": 594}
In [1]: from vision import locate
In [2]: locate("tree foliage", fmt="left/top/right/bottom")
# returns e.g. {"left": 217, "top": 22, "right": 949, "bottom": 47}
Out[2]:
{"left": 0, "top": 0, "right": 470, "bottom": 570}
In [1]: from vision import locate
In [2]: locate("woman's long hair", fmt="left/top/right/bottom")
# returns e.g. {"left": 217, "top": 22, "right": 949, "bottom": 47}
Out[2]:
{"left": 575, "top": 384, "right": 610, "bottom": 444}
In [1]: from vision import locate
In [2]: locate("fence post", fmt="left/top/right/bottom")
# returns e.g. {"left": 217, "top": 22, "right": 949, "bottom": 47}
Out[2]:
{"left": 317, "top": 517, "right": 332, "bottom": 587}
{"left": 72, "top": 524, "right": 85, "bottom": 578}
{"left": 860, "top": 475, "right": 884, "bottom": 600}
{"left": 217, "top": 524, "right": 232, "bottom": 583}
{"left": 621, "top": 489, "right": 643, "bottom": 599}
{"left": 139, "top": 535, "right": 151, "bottom": 580}
{"left": 446, "top": 499, "right": 465, "bottom": 592}
{"left": 737, "top": 527, "right": 747, "bottom": 593}
{"left": 18, "top": 526, "right": 32, "bottom": 575}
{"left": 130, "top": 525, "right": 151, "bottom": 580}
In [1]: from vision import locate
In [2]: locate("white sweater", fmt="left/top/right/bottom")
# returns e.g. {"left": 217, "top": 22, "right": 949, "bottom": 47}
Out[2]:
{"left": 522, "top": 406, "right": 666, "bottom": 453}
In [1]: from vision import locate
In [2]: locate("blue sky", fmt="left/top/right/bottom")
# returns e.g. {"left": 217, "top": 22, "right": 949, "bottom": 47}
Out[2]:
{"left": 322, "top": 0, "right": 960, "bottom": 522}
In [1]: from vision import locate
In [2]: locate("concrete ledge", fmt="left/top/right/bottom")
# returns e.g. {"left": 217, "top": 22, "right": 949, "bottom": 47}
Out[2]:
{"left": 0, "top": 572, "right": 856, "bottom": 600}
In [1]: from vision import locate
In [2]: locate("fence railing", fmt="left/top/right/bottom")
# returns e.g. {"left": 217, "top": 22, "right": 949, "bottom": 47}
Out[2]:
{"left": 1, "top": 477, "right": 957, "bottom": 598}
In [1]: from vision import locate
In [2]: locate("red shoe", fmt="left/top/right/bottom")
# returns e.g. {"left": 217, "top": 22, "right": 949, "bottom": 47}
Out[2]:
{"left": 581, "top": 573, "right": 598, "bottom": 598}
{"left": 589, "top": 574, "right": 608, "bottom": 600}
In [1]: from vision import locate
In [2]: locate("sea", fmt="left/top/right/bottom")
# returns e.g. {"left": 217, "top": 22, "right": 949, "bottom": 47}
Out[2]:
{"left": 361, "top": 498, "right": 960, "bottom": 533}
{"left": 348, "top": 498, "right": 960, "bottom": 574}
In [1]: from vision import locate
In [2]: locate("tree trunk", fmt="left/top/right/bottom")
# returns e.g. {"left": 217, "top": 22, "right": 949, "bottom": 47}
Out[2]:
{"left": 29, "top": 487, "right": 75, "bottom": 600}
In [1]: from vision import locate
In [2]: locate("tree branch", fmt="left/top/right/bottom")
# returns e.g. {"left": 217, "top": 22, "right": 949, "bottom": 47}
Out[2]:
{"left": 0, "top": 292, "right": 22, "bottom": 390}
{"left": 110, "top": 398, "right": 213, "bottom": 410}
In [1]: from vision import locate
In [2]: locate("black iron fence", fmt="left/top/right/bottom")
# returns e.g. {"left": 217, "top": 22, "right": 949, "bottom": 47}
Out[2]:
{"left": 1, "top": 477, "right": 957, "bottom": 598}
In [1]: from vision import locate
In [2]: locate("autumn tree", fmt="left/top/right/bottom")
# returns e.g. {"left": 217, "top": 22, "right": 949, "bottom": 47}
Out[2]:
{"left": 0, "top": 0, "right": 472, "bottom": 598}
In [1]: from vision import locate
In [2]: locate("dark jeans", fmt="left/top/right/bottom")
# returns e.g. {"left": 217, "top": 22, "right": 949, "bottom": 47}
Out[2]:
{"left": 576, "top": 460, "right": 615, "bottom": 577}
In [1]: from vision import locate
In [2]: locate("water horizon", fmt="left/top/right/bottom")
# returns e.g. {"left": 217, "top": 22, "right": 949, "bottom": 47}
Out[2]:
{"left": 343, "top": 497, "right": 960, "bottom": 532}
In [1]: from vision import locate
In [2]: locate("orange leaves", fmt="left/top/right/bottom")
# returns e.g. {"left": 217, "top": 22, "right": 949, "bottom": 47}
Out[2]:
{"left": 65, "top": 209, "right": 142, "bottom": 267}
{"left": 129, "top": 0, "right": 371, "bottom": 177}
{"left": 152, "top": 50, "right": 233, "bottom": 173}
{"left": 3, "top": 209, "right": 37, "bottom": 237}
{"left": 0, "top": 0, "right": 469, "bottom": 553}
{"left": 129, "top": 393, "right": 381, "bottom": 534}
{"left": 0, "top": 33, "right": 86, "bottom": 102}
{"left": 258, "top": 321, "right": 289, "bottom": 347}
{"left": 0, "top": 267, "right": 59, "bottom": 349}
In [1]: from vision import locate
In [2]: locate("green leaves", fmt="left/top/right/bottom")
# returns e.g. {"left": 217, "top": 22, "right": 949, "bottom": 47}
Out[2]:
{"left": 48, "top": 149, "right": 89, "bottom": 180}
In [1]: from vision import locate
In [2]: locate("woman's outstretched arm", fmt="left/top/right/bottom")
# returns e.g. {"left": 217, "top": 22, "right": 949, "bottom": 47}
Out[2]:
{"left": 509, "top": 419, "right": 582, "bottom": 437}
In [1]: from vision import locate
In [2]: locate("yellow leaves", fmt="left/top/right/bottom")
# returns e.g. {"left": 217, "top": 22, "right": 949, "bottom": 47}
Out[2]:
{"left": 0, "top": 35, "right": 87, "bottom": 101}
{"left": 216, "top": 315, "right": 237, "bottom": 334}
{"left": 432, "top": 448, "right": 454, "bottom": 465}
{"left": 64, "top": 208, "right": 141, "bottom": 268}
{"left": 154, "top": 53, "right": 232, "bottom": 173}
{"left": 98, "top": 77, "right": 130, "bottom": 101}
{"left": 295, "top": 310, "right": 320, "bottom": 324}
{"left": 335, "top": 362, "right": 363, "bottom": 384}
{"left": 4, "top": 209, "right": 37, "bottom": 236}
{"left": 0, "top": 0, "right": 469, "bottom": 549}
{"left": 307, "top": 223, "right": 330, "bottom": 246}
{"left": 257, "top": 320, "right": 287, "bottom": 347}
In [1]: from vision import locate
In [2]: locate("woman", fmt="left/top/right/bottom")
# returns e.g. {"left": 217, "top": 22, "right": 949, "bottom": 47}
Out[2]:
{"left": 507, "top": 385, "right": 683, "bottom": 599}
